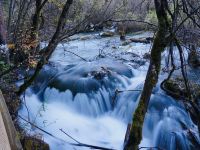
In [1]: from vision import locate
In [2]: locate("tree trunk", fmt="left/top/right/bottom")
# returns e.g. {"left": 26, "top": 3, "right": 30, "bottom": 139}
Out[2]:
{"left": 0, "top": 2, "right": 6, "bottom": 45}
{"left": 17, "top": 0, "right": 73, "bottom": 95}
{"left": 124, "top": 0, "right": 170, "bottom": 149}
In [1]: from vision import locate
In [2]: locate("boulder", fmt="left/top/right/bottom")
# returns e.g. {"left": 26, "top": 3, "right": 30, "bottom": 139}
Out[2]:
{"left": 188, "top": 50, "right": 200, "bottom": 68}
{"left": 162, "top": 78, "right": 200, "bottom": 100}
{"left": 122, "top": 40, "right": 132, "bottom": 46}
{"left": 90, "top": 67, "right": 111, "bottom": 80}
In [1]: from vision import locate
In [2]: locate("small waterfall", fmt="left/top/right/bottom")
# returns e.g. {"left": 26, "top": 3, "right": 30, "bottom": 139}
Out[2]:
{"left": 19, "top": 33, "right": 200, "bottom": 150}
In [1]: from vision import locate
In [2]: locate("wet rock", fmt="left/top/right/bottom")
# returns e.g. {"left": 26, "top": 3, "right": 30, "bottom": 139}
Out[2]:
{"left": 161, "top": 78, "right": 200, "bottom": 128}
{"left": 90, "top": 67, "right": 111, "bottom": 80}
{"left": 121, "top": 52, "right": 140, "bottom": 58}
{"left": 112, "top": 45, "right": 117, "bottom": 49}
{"left": 162, "top": 78, "right": 200, "bottom": 100}
{"left": 163, "top": 79, "right": 187, "bottom": 99}
{"left": 122, "top": 40, "right": 132, "bottom": 46}
{"left": 130, "top": 37, "right": 151, "bottom": 44}
{"left": 143, "top": 52, "right": 151, "bottom": 59}
{"left": 100, "top": 31, "right": 115, "bottom": 37}
{"left": 188, "top": 50, "right": 200, "bottom": 68}
{"left": 121, "top": 37, "right": 153, "bottom": 46}
{"left": 80, "top": 35, "right": 93, "bottom": 40}
{"left": 131, "top": 59, "right": 146, "bottom": 66}
{"left": 146, "top": 37, "right": 153, "bottom": 42}
{"left": 46, "top": 59, "right": 133, "bottom": 95}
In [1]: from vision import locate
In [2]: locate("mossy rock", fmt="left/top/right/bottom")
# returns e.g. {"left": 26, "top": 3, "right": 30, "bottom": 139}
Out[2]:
{"left": 188, "top": 50, "right": 200, "bottom": 68}
{"left": 22, "top": 136, "right": 49, "bottom": 150}
{"left": 163, "top": 78, "right": 200, "bottom": 100}
{"left": 100, "top": 31, "right": 115, "bottom": 37}
{"left": 143, "top": 53, "right": 151, "bottom": 59}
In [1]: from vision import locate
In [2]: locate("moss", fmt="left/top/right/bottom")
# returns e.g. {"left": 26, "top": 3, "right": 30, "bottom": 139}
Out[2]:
{"left": 145, "top": 10, "right": 158, "bottom": 25}
{"left": 125, "top": 100, "right": 146, "bottom": 150}
{"left": 163, "top": 78, "right": 200, "bottom": 100}
{"left": 22, "top": 136, "right": 49, "bottom": 150}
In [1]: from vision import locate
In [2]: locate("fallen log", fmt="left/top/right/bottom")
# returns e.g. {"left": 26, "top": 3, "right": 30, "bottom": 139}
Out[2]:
{"left": 130, "top": 37, "right": 153, "bottom": 44}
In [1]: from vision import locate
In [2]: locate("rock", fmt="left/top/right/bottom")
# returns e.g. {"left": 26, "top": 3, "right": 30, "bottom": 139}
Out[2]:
{"left": 121, "top": 52, "right": 140, "bottom": 58}
{"left": 22, "top": 136, "right": 49, "bottom": 150}
{"left": 162, "top": 78, "right": 200, "bottom": 131}
{"left": 122, "top": 40, "right": 132, "bottom": 46}
{"left": 130, "top": 38, "right": 151, "bottom": 44}
{"left": 146, "top": 37, "right": 154, "bottom": 42}
{"left": 163, "top": 79, "right": 186, "bottom": 99}
{"left": 162, "top": 78, "right": 200, "bottom": 100}
{"left": 132, "top": 59, "right": 146, "bottom": 66}
{"left": 91, "top": 67, "right": 111, "bottom": 80}
{"left": 80, "top": 35, "right": 93, "bottom": 40}
{"left": 120, "top": 35, "right": 126, "bottom": 41}
{"left": 122, "top": 37, "right": 153, "bottom": 46}
{"left": 188, "top": 50, "right": 200, "bottom": 68}
{"left": 143, "top": 52, "right": 151, "bottom": 59}
{"left": 112, "top": 45, "right": 117, "bottom": 49}
{"left": 100, "top": 31, "right": 115, "bottom": 37}
{"left": 47, "top": 60, "right": 133, "bottom": 94}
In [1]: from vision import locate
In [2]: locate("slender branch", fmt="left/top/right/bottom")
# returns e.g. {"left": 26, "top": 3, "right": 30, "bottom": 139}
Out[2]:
{"left": 60, "top": 128, "right": 116, "bottom": 150}
{"left": 174, "top": 37, "right": 191, "bottom": 99}
{"left": 107, "top": 19, "right": 157, "bottom": 27}
{"left": 39, "top": 0, "right": 48, "bottom": 11}
{"left": 62, "top": 45, "right": 88, "bottom": 62}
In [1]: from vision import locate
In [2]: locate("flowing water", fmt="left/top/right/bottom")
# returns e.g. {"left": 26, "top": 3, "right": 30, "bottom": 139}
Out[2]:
{"left": 19, "top": 32, "right": 199, "bottom": 150}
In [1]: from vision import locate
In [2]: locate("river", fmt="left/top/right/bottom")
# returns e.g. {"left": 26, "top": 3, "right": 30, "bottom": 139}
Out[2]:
{"left": 18, "top": 32, "right": 199, "bottom": 150}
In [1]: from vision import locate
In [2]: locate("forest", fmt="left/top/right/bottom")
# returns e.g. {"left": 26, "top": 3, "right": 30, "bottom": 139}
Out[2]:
{"left": 0, "top": 0, "right": 200, "bottom": 150}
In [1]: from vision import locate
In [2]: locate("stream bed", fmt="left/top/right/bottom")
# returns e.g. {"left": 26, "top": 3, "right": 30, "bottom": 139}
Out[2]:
{"left": 19, "top": 32, "right": 199, "bottom": 150}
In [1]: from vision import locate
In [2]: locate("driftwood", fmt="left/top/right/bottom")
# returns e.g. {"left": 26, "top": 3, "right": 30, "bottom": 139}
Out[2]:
{"left": 122, "top": 37, "right": 153, "bottom": 46}
{"left": 130, "top": 37, "right": 153, "bottom": 44}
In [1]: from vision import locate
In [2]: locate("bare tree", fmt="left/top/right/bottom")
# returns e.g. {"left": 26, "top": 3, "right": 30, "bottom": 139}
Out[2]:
{"left": 124, "top": 0, "right": 200, "bottom": 149}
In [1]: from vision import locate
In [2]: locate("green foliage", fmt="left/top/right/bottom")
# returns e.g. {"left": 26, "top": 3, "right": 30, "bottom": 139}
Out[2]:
{"left": 0, "top": 60, "right": 9, "bottom": 72}
{"left": 145, "top": 10, "right": 158, "bottom": 25}
{"left": 126, "top": 12, "right": 137, "bottom": 20}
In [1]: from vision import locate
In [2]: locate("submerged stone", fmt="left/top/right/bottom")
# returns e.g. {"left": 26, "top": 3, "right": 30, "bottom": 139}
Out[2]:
{"left": 46, "top": 59, "right": 133, "bottom": 95}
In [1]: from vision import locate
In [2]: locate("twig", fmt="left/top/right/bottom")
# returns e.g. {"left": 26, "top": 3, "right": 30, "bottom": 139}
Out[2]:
{"left": 60, "top": 128, "right": 116, "bottom": 150}
{"left": 112, "top": 89, "right": 142, "bottom": 107}
{"left": 18, "top": 116, "right": 117, "bottom": 150}
{"left": 18, "top": 115, "right": 72, "bottom": 144}
{"left": 62, "top": 45, "right": 88, "bottom": 62}
{"left": 59, "top": 129, "right": 80, "bottom": 144}
{"left": 107, "top": 19, "right": 157, "bottom": 27}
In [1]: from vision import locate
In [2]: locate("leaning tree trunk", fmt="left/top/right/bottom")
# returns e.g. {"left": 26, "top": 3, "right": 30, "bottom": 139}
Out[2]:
{"left": 124, "top": 0, "right": 170, "bottom": 149}
{"left": 17, "top": 0, "right": 73, "bottom": 95}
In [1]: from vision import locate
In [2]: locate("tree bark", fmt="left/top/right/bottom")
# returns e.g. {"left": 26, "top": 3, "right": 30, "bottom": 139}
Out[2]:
{"left": 0, "top": 2, "right": 6, "bottom": 44}
{"left": 124, "top": 0, "right": 170, "bottom": 149}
